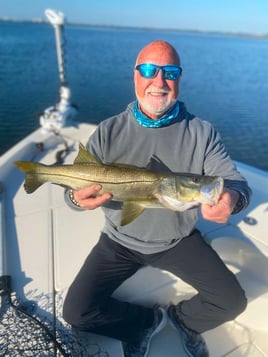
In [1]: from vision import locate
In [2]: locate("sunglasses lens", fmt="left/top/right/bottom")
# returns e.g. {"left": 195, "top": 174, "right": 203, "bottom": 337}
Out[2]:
{"left": 137, "top": 64, "right": 158, "bottom": 78}
{"left": 136, "top": 64, "right": 182, "bottom": 80}
{"left": 163, "top": 66, "right": 181, "bottom": 80}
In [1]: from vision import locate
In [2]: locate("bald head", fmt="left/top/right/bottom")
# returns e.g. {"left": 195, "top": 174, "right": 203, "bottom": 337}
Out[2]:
{"left": 134, "top": 41, "right": 181, "bottom": 119}
{"left": 136, "top": 40, "right": 181, "bottom": 67}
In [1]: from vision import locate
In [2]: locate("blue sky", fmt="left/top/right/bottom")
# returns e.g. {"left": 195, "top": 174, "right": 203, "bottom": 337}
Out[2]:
{"left": 1, "top": 0, "right": 268, "bottom": 35}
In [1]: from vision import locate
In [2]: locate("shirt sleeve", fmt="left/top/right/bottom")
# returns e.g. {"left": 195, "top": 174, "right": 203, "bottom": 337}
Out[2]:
{"left": 203, "top": 124, "right": 252, "bottom": 212}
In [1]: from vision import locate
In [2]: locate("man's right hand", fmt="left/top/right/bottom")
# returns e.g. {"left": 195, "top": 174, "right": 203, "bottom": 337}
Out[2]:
{"left": 72, "top": 184, "right": 112, "bottom": 210}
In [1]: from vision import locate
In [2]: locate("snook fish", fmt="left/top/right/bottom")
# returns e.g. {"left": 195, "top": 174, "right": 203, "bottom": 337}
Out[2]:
{"left": 15, "top": 143, "right": 224, "bottom": 226}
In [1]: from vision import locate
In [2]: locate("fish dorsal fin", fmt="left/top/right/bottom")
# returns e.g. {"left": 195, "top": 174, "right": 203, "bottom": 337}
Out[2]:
{"left": 74, "top": 143, "right": 101, "bottom": 164}
{"left": 120, "top": 201, "right": 145, "bottom": 226}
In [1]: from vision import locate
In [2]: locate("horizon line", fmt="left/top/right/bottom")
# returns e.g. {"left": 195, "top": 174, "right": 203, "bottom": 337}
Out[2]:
{"left": 1, "top": 18, "right": 268, "bottom": 40}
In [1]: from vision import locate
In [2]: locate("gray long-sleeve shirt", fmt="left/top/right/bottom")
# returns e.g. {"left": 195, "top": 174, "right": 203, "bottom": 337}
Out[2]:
{"left": 84, "top": 101, "right": 251, "bottom": 254}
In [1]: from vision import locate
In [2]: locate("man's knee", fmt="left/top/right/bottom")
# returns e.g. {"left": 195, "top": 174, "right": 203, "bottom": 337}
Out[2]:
{"left": 62, "top": 296, "right": 81, "bottom": 327}
{"left": 223, "top": 286, "right": 247, "bottom": 321}
{"left": 62, "top": 294, "right": 97, "bottom": 330}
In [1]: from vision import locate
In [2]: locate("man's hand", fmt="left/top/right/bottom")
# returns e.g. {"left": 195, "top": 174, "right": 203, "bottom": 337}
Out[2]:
{"left": 72, "top": 184, "right": 112, "bottom": 210}
{"left": 201, "top": 190, "right": 239, "bottom": 223}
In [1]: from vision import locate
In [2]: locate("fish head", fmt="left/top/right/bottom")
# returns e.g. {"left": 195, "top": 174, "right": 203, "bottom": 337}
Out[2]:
{"left": 155, "top": 174, "right": 224, "bottom": 211}
{"left": 175, "top": 174, "right": 224, "bottom": 205}
{"left": 199, "top": 176, "right": 224, "bottom": 204}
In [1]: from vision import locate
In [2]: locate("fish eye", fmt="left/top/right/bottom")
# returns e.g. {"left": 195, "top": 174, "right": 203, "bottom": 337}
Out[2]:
{"left": 191, "top": 176, "right": 201, "bottom": 183}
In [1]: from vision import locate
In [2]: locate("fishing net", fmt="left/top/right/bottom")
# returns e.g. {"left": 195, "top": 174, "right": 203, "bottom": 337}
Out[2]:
{"left": 0, "top": 291, "right": 110, "bottom": 357}
{"left": 0, "top": 295, "right": 63, "bottom": 356}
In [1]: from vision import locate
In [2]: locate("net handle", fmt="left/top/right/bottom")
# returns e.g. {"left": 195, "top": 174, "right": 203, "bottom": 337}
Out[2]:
{"left": 0, "top": 182, "right": 11, "bottom": 297}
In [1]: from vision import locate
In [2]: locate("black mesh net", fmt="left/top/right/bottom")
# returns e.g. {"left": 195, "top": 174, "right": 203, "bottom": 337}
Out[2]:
{"left": 0, "top": 293, "right": 110, "bottom": 357}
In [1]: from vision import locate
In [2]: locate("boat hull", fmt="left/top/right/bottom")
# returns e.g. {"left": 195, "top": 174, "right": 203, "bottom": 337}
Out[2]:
{"left": 1, "top": 123, "right": 268, "bottom": 356}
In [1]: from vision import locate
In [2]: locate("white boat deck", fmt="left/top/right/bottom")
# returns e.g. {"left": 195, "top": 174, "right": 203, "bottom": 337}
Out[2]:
{"left": 0, "top": 123, "right": 268, "bottom": 356}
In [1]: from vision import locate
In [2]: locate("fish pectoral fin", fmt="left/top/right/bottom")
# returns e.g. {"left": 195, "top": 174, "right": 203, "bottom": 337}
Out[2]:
{"left": 120, "top": 201, "right": 145, "bottom": 226}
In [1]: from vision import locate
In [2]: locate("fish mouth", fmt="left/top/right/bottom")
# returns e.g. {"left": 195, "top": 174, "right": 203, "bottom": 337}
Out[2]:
{"left": 200, "top": 177, "right": 224, "bottom": 205}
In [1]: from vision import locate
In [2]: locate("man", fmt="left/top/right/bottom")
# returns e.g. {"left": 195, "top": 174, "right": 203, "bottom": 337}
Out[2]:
{"left": 63, "top": 41, "right": 251, "bottom": 357}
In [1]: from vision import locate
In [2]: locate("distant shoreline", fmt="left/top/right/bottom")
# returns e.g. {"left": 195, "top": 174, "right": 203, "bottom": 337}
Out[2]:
{"left": 1, "top": 18, "right": 267, "bottom": 40}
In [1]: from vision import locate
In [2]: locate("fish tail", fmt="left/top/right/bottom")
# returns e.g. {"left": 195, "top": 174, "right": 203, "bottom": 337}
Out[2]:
{"left": 15, "top": 161, "right": 38, "bottom": 173}
{"left": 15, "top": 161, "right": 44, "bottom": 193}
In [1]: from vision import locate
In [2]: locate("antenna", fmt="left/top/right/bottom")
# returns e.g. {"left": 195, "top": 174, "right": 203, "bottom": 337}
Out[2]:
{"left": 45, "top": 9, "right": 66, "bottom": 86}
{"left": 40, "top": 9, "right": 78, "bottom": 131}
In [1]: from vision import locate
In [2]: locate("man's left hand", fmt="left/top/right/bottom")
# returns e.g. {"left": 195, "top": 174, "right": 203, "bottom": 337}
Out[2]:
{"left": 201, "top": 190, "right": 239, "bottom": 223}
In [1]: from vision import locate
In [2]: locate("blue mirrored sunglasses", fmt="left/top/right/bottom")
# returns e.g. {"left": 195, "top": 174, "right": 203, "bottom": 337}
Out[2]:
{"left": 135, "top": 63, "right": 182, "bottom": 80}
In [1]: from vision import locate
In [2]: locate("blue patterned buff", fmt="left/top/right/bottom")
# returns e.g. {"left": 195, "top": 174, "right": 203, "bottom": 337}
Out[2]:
{"left": 134, "top": 101, "right": 180, "bottom": 128}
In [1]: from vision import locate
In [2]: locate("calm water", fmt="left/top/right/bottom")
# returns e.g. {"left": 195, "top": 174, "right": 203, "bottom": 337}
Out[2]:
{"left": 0, "top": 22, "right": 268, "bottom": 171}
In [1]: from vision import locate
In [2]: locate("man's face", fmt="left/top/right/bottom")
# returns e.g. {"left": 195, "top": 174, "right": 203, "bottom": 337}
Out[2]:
{"left": 134, "top": 44, "right": 180, "bottom": 119}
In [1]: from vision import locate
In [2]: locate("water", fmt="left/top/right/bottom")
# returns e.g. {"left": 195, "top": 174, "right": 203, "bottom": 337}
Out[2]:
{"left": 0, "top": 22, "right": 268, "bottom": 172}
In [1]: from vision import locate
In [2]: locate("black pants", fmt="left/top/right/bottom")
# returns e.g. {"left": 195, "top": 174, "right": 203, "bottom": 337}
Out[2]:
{"left": 63, "top": 230, "right": 247, "bottom": 343}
